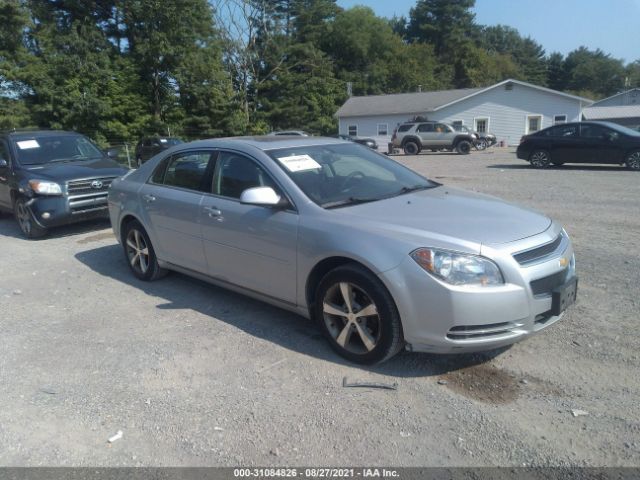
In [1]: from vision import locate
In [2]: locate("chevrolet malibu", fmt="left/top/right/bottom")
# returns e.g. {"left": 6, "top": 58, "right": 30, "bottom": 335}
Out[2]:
{"left": 108, "top": 137, "right": 577, "bottom": 364}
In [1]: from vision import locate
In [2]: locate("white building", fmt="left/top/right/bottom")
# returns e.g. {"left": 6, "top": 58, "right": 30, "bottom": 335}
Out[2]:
{"left": 336, "top": 79, "right": 594, "bottom": 147}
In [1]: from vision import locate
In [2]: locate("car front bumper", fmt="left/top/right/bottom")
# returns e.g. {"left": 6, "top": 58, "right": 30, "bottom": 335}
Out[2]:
{"left": 25, "top": 177, "right": 119, "bottom": 228}
{"left": 378, "top": 225, "right": 576, "bottom": 353}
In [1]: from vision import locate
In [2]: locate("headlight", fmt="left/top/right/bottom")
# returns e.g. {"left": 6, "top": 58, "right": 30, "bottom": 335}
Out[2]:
{"left": 28, "top": 180, "right": 62, "bottom": 195}
{"left": 410, "top": 248, "right": 504, "bottom": 286}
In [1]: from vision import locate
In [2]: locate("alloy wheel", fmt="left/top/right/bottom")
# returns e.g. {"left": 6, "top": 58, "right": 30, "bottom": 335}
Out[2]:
{"left": 322, "top": 281, "right": 381, "bottom": 354}
{"left": 15, "top": 201, "right": 32, "bottom": 236}
{"left": 530, "top": 150, "right": 550, "bottom": 168}
{"left": 627, "top": 151, "right": 640, "bottom": 170}
{"left": 126, "top": 228, "right": 150, "bottom": 275}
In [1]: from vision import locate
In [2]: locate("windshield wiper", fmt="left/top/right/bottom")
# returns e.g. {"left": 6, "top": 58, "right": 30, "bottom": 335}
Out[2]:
{"left": 397, "top": 184, "right": 434, "bottom": 194}
{"left": 322, "top": 196, "right": 381, "bottom": 209}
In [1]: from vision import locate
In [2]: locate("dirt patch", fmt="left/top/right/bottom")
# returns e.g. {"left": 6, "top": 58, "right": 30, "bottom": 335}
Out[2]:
{"left": 76, "top": 232, "right": 114, "bottom": 244}
{"left": 439, "top": 363, "right": 521, "bottom": 404}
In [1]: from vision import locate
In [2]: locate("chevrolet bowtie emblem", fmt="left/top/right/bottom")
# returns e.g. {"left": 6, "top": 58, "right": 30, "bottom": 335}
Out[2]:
{"left": 559, "top": 257, "right": 569, "bottom": 268}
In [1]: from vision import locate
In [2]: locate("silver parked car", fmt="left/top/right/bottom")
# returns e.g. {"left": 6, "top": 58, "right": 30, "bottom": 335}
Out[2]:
{"left": 108, "top": 137, "right": 577, "bottom": 364}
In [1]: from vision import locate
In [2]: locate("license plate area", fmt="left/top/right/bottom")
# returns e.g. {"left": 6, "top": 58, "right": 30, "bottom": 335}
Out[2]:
{"left": 551, "top": 276, "right": 578, "bottom": 315}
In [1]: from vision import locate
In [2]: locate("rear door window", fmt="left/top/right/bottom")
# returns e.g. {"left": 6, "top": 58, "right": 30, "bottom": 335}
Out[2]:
{"left": 154, "top": 151, "right": 215, "bottom": 192}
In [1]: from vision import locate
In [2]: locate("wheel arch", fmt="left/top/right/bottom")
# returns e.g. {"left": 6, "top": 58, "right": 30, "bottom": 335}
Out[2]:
{"left": 401, "top": 136, "right": 421, "bottom": 148}
{"left": 305, "top": 256, "right": 381, "bottom": 314}
{"left": 119, "top": 213, "right": 145, "bottom": 244}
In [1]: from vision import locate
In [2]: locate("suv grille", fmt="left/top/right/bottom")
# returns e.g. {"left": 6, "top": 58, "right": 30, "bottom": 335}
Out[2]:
{"left": 67, "top": 177, "right": 115, "bottom": 195}
{"left": 67, "top": 177, "right": 116, "bottom": 214}
{"left": 513, "top": 233, "right": 564, "bottom": 266}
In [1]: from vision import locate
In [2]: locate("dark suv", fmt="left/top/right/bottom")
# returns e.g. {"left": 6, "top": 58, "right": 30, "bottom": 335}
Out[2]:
{"left": 391, "top": 121, "right": 475, "bottom": 155}
{"left": 0, "top": 130, "right": 129, "bottom": 238}
{"left": 135, "top": 137, "right": 183, "bottom": 166}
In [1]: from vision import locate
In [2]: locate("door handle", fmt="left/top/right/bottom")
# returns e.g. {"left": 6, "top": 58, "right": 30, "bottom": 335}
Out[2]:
{"left": 142, "top": 194, "right": 156, "bottom": 202}
{"left": 204, "top": 206, "right": 222, "bottom": 217}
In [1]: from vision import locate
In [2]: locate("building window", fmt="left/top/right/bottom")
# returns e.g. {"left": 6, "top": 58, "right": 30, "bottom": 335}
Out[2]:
{"left": 554, "top": 114, "right": 567, "bottom": 124}
{"left": 377, "top": 124, "right": 388, "bottom": 136}
{"left": 348, "top": 125, "right": 357, "bottom": 137}
{"left": 526, "top": 115, "right": 543, "bottom": 134}
{"left": 474, "top": 117, "right": 489, "bottom": 133}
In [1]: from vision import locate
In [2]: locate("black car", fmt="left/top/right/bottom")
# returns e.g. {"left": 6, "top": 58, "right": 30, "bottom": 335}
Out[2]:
{"left": 335, "top": 134, "right": 378, "bottom": 150}
{"left": 135, "top": 136, "right": 183, "bottom": 166}
{"left": 517, "top": 121, "right": 640, "bottom": 170}
{"left": 0, "top": 130, "right": 129, "bottom": 238}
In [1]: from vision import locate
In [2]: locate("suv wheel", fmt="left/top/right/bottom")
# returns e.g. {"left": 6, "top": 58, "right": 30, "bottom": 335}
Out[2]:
{"left": 626, "top": 150, "right": 640, "bottom": 170}
{"left": 530, "top": 150, "right": 551, "bottom": 168}
{"left": 14, "top": 197, "right": 47, "bottom": 239}
{"left": 314, "top": 264, "right": 404, "bottom": 364}
{"left": 475, "top": 139, "right": 487, "bottom": 150}
{"left": 403, "top": 141, "right": 420, "bottom": 155}
{"left": 123, "top": 220, "right": 167, "bottom": 281}
{"left": 456, "top": 140, "right": 472, "bottom": 154}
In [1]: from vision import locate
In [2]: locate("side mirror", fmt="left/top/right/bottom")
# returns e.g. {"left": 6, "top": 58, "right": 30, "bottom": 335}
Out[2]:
{"left": 0, "top": 158, "right": 8, "bottom": 168}
{"left": 240, "top": 186, "right": 288, "bottom": 208}
{"left": 106, "top": 148, "right": 119, "bottom": 159}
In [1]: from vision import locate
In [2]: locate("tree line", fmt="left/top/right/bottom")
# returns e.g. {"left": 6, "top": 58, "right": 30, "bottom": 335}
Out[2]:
{"left": 1, "top": 0, "right": 638, "bottom": 145}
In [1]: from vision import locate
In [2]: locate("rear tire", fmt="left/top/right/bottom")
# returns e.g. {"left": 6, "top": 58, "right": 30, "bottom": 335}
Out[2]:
{"left": 13, "top": 197, "right": 47, "bottom": 239}
{"left": 530, "top": 149, "right": 551, "bottom": 168}
{"left": 626, "top": 150, "right": 640, "bottom": 170}
{"left": 314, "top": 264, "right": 404, "bottom": 365}
{"left": 122, "top": 220, "right": 167, "bottom": 281}
{"left": 403, "top": 141, "right": 420, "bottom": 155}
{"left": 456, "top": 140, "right": 472, "bottom": 155}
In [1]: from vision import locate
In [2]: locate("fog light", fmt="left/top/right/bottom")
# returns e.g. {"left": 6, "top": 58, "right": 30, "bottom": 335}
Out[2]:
{"left": 41, "top": 212, "right": 51, "bottom": 219}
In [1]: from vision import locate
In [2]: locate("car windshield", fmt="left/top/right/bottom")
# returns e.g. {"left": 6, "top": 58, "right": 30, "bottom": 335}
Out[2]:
{"left": 13, "top": 134, "right": 104, "bottom": 165}
{"left": 267, "top": 143, "right": 437, "bottom": 208}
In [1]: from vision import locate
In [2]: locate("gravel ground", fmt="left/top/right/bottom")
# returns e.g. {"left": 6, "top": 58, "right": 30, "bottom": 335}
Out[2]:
{"left": 0, "top": 148, "right": 639, "bottom": 467}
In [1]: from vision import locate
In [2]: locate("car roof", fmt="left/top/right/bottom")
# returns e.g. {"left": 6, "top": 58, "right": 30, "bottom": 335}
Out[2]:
{"left": 172, "top": 135, "right": 351, "bottom": 152}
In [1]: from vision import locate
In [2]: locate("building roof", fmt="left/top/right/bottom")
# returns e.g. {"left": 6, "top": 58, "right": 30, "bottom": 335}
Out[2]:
{"left": 336, "top": 79, "right": 594, "bottom": 118}
{"left": 591, "top": 88, "right": 640, "bottom": 107}
{"left": 582, "top": 105, "right": 640, "bottom": 120}
{"left": 336, "top": 87, "right": 485, "bottom": 118}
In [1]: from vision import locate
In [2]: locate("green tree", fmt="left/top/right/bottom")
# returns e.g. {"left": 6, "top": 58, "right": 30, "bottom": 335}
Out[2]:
{"left": 563, "top": 47, "right": 626, "bottom": 99}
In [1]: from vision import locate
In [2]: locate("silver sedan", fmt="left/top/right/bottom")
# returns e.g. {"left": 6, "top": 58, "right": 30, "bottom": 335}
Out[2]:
{"left": 108, "top": 137, "right": 577, "bottom": 364}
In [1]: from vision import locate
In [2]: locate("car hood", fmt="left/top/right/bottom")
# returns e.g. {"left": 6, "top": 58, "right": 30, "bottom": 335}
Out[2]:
{"left": 22, "top": 157, "right": 128, "bottom": 181}
{"left": 337, "top": 186, "right": 551, "bottom": 246}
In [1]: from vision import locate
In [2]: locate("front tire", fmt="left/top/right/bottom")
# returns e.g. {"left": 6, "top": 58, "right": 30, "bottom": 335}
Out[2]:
{"left": 123, "top": 220, "right": 167, "bottom": 281}
{"left": 475, "top": 139, "right": 487, "bottom": 150}
{"left": 314, "top": 264, "right": 404, "bottom": 364}
{"left": 456, "top": 140, "right": 472, "bottom": 154}
{"left": 626, "top": 150, "right": 640, "bottom": 170}
{"left": 14, "top": 197, "right": 47, "bottom": 239}
{"left": 403, "top": 141, "right": 420, "bottom": 155}
{"left": 530, "top": 149, "right": 551, "bottom": 168}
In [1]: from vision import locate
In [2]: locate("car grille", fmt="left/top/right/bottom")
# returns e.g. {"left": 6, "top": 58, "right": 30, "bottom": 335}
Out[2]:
{"left": 67, "top": 177, "right": 116, "bottom": 214}
{"left": 67, "top": 177, "right": 115, "bottom": 195}
{"left": 530, "top": 269, "right": 569, "bottom": 296}
{"left": 446, "top": 321, "right": 522, "bottom": 340}
{"left": 513, "top": 233, "right": 564, "bottom": 265}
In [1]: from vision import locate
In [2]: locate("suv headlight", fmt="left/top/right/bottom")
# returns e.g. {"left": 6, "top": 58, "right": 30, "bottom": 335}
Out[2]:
{"left": 411, "top": 248, "right": 504, "bottom": 286}
{"left": 28, "top": 180, "right": 62, "bottom": 195}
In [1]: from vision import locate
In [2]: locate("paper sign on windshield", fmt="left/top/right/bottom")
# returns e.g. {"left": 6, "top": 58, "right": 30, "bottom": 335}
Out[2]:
{"left": 160, "top": 139, "right": 167, "bottom": 143}
{"left": 16, "top": 140, "right": 40, "bottom": 150}
{"left": 277, "top": 154, "right": 321, "bottom": 172}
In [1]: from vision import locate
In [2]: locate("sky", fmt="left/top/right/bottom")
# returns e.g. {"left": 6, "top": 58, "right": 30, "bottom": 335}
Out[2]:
{"left": 335, "top": 0, "right": 640, "bottom": 64}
